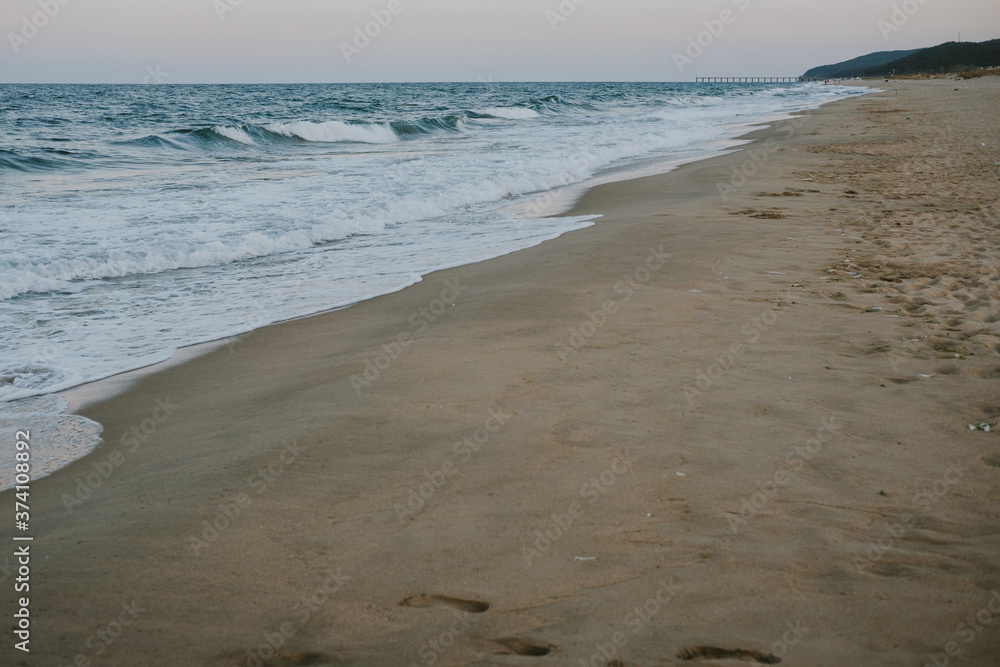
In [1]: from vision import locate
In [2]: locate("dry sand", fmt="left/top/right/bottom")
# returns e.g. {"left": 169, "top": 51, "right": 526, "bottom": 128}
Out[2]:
{"left": 4, "top": 78, "right": 1000, "bottom": 666}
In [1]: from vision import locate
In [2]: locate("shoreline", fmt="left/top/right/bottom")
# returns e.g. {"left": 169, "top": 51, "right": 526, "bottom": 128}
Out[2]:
{"left": 6, "top": 78, "right": 1000, "bottom": 665}
{"left": 0, "top": 84, "right": 850, "bottom": 409}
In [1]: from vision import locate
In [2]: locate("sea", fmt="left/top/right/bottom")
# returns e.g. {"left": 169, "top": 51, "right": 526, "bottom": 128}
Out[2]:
{"left": 0, "top": 81, "right": 865, "bottom": 488}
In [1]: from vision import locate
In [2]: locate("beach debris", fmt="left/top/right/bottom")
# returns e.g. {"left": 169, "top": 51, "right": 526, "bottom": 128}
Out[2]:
{"left": 969, "top": 423, "right": 993, "bottom": 432}
{"left": 918, "top": 374, "right": 935, "bottom": 378}
{"left": 689, "top": 289, "right": 703, "bottom": 293}
{"left": 676, "top": 472, "right": 686, "bottom": 477}
{"left": 574, "top": 556, "right": 596, "bottom": 561}
{"left": 765, "top": 271, "right": 786, "bottom": 275}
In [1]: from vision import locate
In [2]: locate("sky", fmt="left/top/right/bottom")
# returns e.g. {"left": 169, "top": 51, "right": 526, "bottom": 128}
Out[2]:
{"left": 1, "top": 0, "right": 997, "bottom": 83}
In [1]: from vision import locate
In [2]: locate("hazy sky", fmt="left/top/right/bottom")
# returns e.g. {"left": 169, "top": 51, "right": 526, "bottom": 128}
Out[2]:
{"left": 1, "top": 0, "right": 997, "bottom": 83}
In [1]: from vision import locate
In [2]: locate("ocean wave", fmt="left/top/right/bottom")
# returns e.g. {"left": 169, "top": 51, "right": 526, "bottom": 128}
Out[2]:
{"left": 524, "top": 94, "right": 574, "bottom": 111}
{"left": 0, "top": 150, "right": 63, "bottom": 172}
{"left": 122, "top": 120, "right": 409, "bottom": 149}
{"left": 116, "top": 105, "right": 558, "bottom": 153}
{"left": 113, "top": 127, "right": 257, "bottom": 151}
{"left": 475, "top": 107, "right": 541, "bottom": 120}
{"left": 213, "top": 125, "right": 256, "bottom": 145}
{"left": 0, "top": 220, "right": 384, "bottom": 301}
{"left": 263, "top": 120, "right": 398, "bottom": 144}
{"left": 126, "top": 134, "right": 186, "bottom": 149}
{"left": 0, "top": 147, "right": 102, "bottom": 172}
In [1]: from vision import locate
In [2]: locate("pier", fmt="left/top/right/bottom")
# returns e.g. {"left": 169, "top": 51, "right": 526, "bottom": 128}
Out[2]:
{"left": 695, "top": 76, "right": 825, "bottom": 83}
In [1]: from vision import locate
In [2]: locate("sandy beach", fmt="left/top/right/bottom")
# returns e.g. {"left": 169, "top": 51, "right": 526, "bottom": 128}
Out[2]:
{"left": 4, "top": 78, "right": 1000, "bottom": 666}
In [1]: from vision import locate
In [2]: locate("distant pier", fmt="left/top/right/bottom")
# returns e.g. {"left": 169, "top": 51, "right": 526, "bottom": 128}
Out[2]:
{"left": 695, "top": 76, "right": 825, "bottom": 83}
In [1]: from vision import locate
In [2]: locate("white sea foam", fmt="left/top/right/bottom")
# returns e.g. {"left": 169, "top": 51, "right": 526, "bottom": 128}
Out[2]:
{"left": 213, "top": 125, "right": 255, "bottom": 145}
{"left": 264, "top": 120, "right": 398, "bottom": 143}
{"left": 0, "top": 394, "right": 103, "bottom": 490}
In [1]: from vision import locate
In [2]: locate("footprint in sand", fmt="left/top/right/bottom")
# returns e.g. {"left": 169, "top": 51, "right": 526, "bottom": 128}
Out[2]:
{"left": 677, "top": 646, "right": 780, "bottom": 664}
{"left": 491, "top": 637, "right": 554, "bottom": 656}
{"left": 219, "top": 651, "right": 332, "bottom": 667}
{"left": 397, "top": 594, "right": 490, "bottom": 613}
{"left": 270, "top": 654, "right": 330, "bottom": 667}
